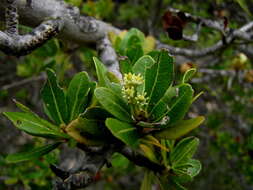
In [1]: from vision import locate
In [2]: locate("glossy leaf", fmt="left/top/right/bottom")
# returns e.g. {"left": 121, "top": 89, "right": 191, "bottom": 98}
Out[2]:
{"left": 159, "top": 175, "right": 187, "bottom": 190}
{"left": 67, "top": 72, "right": 90, "bottom": 121}
{"left": 126, "top": 43, "right": 144, "bottom": 63}
{"left": 65, "top": 117, "right": 106, "bottom": 146}
{"left": 3, "top": 112, "right": 69, "bottom": 139}
{"left": 119, "top": 28, "right": 145, "bottom": 55}
{"left": 170, "top": 137, "right": 199, "bottom": 166}
{"left": 132, "top": 55, "right": 155, "bottom": 76}
{"left": 41, "top": 69, "right": 68, "bottom": 125}
{"left": 6, "top": 142, "right": 61, "bottom": 163}
{"left": 78, "top": 116, "right": 109, "bottom": 137}
{"left": 172, "top": 159, "right": 201, "bottom": 183}
{"left": 13, "top": 99, "right": 59, "bottom": 130}
{"left": 143, "top": 135, "right": 169, "bottom": 150}
{"left": 106, "top": 71, "right": 121, "bottom": 84}
{"left": 119, "top": 56, "right": 132, "bottom": 74}
{"left": 145, "top": 50, "right": 174, "bottom": 112}
{"left": 150, "top": 86, "right": 178, "bottom": 121}
{"left": 186, "top": 159, "right": 201, "bottom": 178}
{"left": 83, "top": 107, "right": 112, "bottom": 120}
{"left": 93, "top": 57, "right": 111, "bottom": 87}
{"left": 95, "top": 87, "right": 132, "bottom": 122}
{"left": 140, "top": 144, "right": 158, "bottom": 163}
{"left": 167, "top": 84, "right": 193, "bottom": 124}
{"left": 182, "top": 68, "right": 196, "bottom": 83}
{"left": 105, "top": 118, "right": 140, "bottom": 148}
{"left": 154, "top": 116, "right": 204, "bottom": 140}
{"left": 111, "top": 153, "right": 130, "bottom": 169}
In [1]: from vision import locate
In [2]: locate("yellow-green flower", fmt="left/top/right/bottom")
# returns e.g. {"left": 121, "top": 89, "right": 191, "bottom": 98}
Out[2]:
{"left": 123, "top": 73, "right": 144, "bottom": 87}
{"left": 135, "top": 93, "right": 148, "bottom": 107}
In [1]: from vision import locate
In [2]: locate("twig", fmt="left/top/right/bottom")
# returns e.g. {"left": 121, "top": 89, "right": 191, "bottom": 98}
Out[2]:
{"left": 119, "top": 146, "right": 165, "bottom": 173}
{"left": 158, "top": 8, "right": 253, "bottom": 58}
{"left": 0, "top": 74, "right": 45, "bottom": 90}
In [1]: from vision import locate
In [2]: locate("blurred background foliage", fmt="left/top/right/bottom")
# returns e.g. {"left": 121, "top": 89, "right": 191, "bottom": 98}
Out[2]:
{"left": 0, "top": 0, "right": 253, "bottom": 189}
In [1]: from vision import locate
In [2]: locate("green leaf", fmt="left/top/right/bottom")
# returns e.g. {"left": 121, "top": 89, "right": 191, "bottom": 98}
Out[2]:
{"left": 13, "top": 99, "right": 59, "bottom": 130}
{"left": 145, "top": 50, "right": 174, "bottom": 112}
{"left": 172, "top": 159, "right": 201, "bottom": 183}
{"left": 93, "top": 57, "right": 111, "bottom": 87}
{"left": 159, "top": 175, "right": 187, "bottom": 190}
{"left": 3, "top": 112, "right": 69, "bottom": 139}
{"left": 182, "top": 68, "right": 196, "bottom": 83}
{"left": 149, "top": 86, "right": 178, "bottom": 121}
{"left": 140, "top": 170, "right": 153, "bottom": 190}
{"left": 78, "top": 116, "right": 109, "bottom": 137}
{"left": 106, "top": 71, "right": 121, "bottom": 84}
{"left": 13, "top": 99, "right": 34, "bottom": 113}
{"left": 167, "top": 84, "right": 194, "bottom": 124}
{"left": 118, "top": 28, "right": 145, "bottom": 63}
{"left": 154, "top": 116, "right": 204, "bottom": 140}
{"left": 67, "top": 72, "right": 90, "bottom": 121}
{"left": 234, "top": 0, "right": 252, "bottom": 16}
{"left": 161, "top": 140, "right": 168, "bottom": 166}
{"left": 140, "top": 144, "right": 158, "bottom": 163}
{"left": 86, "top": 81, "right": 97, "bottom": 108}
{"left": 170, "top": 137, "right": 199, "bottom": 166}
{"left": 4, "top": 178, "right": 18, "bottom": 185}
{"left": 95, "top": 87, "right": 132, "bottom": 122}
{"left": 41, "top": 69, "right": 68, "bottom": 125}
{"left": 119, "top": 56, "right": 132, "bottom": 74}
{"left": 111, "top": 153, "right": 130, "bottom": 169}
{"left": 247, "top": 133, "right": 253, "bottom": 150}
{"left": 65, "top": 117, "right": 107, "bottom": 145}
{"left": 126, "top": 43, "right": 144, "bottom": 63}
{"left": 119, "top": 28, "right": 145, "bottom": 55}
{"left": 105, "top": 118, "right": 140, "bottom": 148}
{"left": 6, "top": 142, "right": 61, "bottom": 163}
{"left": 186, "top": 159, "right": 201, "bottom": 178}
{"left": 170, "top": 178, "right": 187, "bottom": 190}
{"left": 83, "top": 106, "right": 112, "bottom": 120}
{"left": 109, "top": 82, "right": 123, "bottom": 95}
{"left": 132, "top": 55, "right": 155, "bottom": 76}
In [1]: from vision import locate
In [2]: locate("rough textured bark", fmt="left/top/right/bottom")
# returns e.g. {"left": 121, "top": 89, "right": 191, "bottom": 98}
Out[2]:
{"left": 0, "top": 0, "right": 119, "bottom": 68}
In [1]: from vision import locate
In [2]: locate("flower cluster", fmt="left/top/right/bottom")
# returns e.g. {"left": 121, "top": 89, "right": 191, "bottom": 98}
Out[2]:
{"left": 123, "top": 73, "right": 144, "bottom": 87}
{"left": 122, "top": 73, "right": 148, "bottom": 118}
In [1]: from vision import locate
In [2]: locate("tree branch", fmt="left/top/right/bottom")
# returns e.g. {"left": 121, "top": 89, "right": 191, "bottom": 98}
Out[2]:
{"left": 0, "top": 74, "right": 45, "bottom": 90}
{"left": 1, "top": 1, "right": 253, "bottom": 62}
{"left": 118, "top": 146, "right": 166, "bottom": 173}
{"left": 0, "top": 0, "right": 120, "bottom": 66}
{"left": 158, "top": 7, "right": 253, "bottom": 58}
